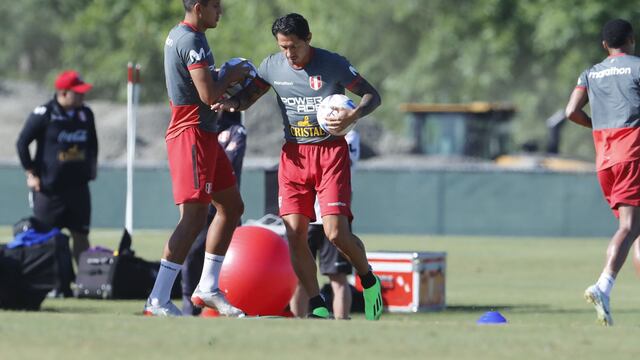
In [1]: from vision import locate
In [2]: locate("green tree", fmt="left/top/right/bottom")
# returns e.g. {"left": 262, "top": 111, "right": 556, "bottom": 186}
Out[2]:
{"left": 3, "top": 0, "right": 640, "bottom": 159}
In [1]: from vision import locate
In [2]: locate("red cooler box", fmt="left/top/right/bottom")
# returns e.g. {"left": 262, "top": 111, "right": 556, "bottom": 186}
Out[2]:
{"left": 355, "top": 251, "right": 446, "bottom": 312}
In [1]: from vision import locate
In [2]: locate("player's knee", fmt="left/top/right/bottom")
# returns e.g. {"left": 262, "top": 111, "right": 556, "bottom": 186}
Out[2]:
{"left": 229, "top": 198, "right": 244, "bottom": 220}
{"left": 179, "top": 208, "right": 208, "bottom": 232}
{"left": 619, "top": 221, "right": 640, "bottom": 237}
{"left": 326, "top": 230, "right": 347, "bottom": 249}
{"left": 329, "top": 274, "right": 348, "bottom": 285}
{"left": 217, "top": 197, "right": 244, "bottom": 221}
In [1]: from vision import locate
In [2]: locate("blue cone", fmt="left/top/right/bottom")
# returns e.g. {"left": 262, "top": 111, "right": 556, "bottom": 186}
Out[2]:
{"left": 477, "top": 311, "right": 507, "bottom": 325}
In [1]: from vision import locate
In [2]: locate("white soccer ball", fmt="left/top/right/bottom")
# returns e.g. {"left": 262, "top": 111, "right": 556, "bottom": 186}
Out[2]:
{"left": 217, "top": 57, "right": 257, "bottom": 98}
{"left": 316, "top": 94, "right": 357, "bottom": 136}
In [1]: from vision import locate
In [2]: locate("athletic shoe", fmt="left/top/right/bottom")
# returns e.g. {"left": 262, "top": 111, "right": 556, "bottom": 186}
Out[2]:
{"left": 363, "top": 276, "right": 383, "bottom": 321}
{"left": 584, "top": 285, "right": 613, "bottom": 326}
{"left": 143, "top": 299, "right": 182, "bottom": 317}
{"left": 308, "top": 306, "right": 331, "bottom": 319}
{"left": 191, "top": 287, "right": 245, "bottom": 317}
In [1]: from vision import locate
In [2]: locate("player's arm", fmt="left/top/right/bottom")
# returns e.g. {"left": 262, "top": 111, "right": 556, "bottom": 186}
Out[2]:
{"left": 325, "top": 77, "right": 381, "bottom": 133}
{"left": 16, "top": 109, "right": 46, "bottom": 191}
{"left": 212, "top": 77, "right": 271, "bottom": 112}
{"left": 16, "top": 110, "right": 46, "bottom": 172}
{"left": 224, "top": 125, "right": 247, "bottom": 180}
{"left": 190, "top": 64, "right": 249, "bottom": 106}
{"left": 565, "top": 87, "right": 592, "bottom": 128}
{"left": 87, "top": 108, "right": 98, "bottom": 180}
{"left": 347, "top": 76, "right": 382, "bottom": 119}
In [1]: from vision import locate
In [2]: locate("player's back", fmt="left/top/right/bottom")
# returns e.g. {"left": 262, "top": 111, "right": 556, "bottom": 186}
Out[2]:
{"left": 580, "top": 54, "right": 640, "bottom": 129}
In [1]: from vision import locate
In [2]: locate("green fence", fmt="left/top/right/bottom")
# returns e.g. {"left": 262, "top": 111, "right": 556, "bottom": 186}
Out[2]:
{"left": 0, "top": 164, "right": 615, "bottom": 237}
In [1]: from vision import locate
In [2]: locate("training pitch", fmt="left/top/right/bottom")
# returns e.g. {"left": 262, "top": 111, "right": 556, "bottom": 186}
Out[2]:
{"left": 1, "top": 228, "right": 639, "bottom": 359}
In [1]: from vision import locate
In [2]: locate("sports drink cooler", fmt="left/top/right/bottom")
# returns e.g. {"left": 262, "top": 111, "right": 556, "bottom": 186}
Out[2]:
{"left": 355, "top": 251, "right": 446, "bottom": 312}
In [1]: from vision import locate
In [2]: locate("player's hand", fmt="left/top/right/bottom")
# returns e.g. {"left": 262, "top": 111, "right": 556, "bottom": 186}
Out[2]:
{"left": 26, "top": 172, "right": 41, "bottom": 192}
{"left": 324, "top": 106, "right": 357, "bottom": 133}
{"left": 221, "top": 60, "right": 252, "bottom": 85}
{"left": 212, "top": 98, "right": 240, "bottom": 113}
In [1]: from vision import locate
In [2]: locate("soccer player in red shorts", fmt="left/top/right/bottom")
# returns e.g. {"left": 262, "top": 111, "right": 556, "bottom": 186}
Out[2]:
{"left": 215, "top": 13, "right": 384, "bottom": 320}
{"left": 144, "top": 0, "right": 251, "bottom": 316}
{"left": 565, "top": 19, "right": 640, "bottom": 326}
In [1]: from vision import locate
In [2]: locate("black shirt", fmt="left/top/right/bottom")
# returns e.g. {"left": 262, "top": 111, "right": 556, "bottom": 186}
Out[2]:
{"left": 16, "top": 96, "right": 98, "bottom": 192}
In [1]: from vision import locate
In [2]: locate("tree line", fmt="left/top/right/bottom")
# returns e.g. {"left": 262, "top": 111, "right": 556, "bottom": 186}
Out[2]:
{"left": 1, "top": 0, "right": 639, "bottom": 159}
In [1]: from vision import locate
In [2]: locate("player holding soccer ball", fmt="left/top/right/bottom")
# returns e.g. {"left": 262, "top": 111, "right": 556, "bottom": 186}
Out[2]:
{"left": 143, "top": 0, "right": 252, "bottom": 317}
{"left": 214, "top": 13, "right": 383, "bottom": 320}
{"left": 565, "top": 19, "right": 640, "bottom": 326}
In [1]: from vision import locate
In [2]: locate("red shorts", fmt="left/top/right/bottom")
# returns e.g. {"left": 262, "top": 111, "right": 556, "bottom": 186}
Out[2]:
{"left": 597, "top": 159, "right": 640, "bottom": 218}
{"left": 278, "top": 140, "right": 352, "bottom": 222}
{"left": 166, "top": 127, "right": 236, "bottom": 204}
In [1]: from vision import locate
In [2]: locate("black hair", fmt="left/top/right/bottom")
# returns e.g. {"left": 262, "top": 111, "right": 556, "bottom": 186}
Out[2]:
{"left": 602, "top": 19, "right": 633, "bottom": 48}
{"left": 183, "top": 0, "right": 210, "bottom": 11}
{"left": 271, "top": 13, "right": 311, "bottom": 40}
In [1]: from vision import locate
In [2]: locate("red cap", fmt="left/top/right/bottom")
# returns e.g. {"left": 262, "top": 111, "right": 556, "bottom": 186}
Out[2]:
{"left": 54, "top": 70, "right": 93, "bottom": 94}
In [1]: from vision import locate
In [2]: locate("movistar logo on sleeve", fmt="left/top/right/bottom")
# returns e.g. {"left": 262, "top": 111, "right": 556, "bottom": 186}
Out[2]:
{"left": 588, "top": 67, "right": 632, "bottom": 79}
{"left": 189, "top": 48, "right": 206, "bottom": 63}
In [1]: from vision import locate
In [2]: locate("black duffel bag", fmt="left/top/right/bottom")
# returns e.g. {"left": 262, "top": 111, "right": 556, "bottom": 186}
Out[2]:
{"left": 0, "top": 249, "right": 21, "bottom": 309}
{"left": 74, "top": 230, "right": 180, "bottom": 299}
{"left": 0, "top": 227, "right": 74, "bottom": 310}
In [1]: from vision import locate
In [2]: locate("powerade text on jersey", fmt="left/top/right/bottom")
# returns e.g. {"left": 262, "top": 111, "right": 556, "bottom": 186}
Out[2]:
{"left": 576, "top": 53, "right": 640, "bottom": 170}
{"left": 164, "top": 22, "right": 218, "bottom": 139}
{"left": 256, "top": 47, "right": 361, "bottom": 144}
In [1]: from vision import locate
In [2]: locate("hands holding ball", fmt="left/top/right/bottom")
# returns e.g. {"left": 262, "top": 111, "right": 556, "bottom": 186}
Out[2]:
{"left": 316, "top": 94, "right": 358, "bottom": 136}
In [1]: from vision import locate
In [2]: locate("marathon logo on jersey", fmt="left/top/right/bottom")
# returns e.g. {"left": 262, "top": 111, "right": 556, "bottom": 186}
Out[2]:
{"left": 327, "top": 201, "right": 347, "bottom": 207}
{"left": 58, "top": 130, "right": 88, "bottom": 143}
{"left": 289, "top": 116, "right": 327, "bottom": 138}
{"left": 281, "top": 96, "right": 323, "bottom": 113}
{"left": 309, "top": 75, "right": 323, "bottom": 91}
{"left": 588, "top": 67, "right": 632, "bottom": 79}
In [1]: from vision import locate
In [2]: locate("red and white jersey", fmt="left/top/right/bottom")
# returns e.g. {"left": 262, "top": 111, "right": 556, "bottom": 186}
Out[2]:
{"left": 576, "top": 53, "right": 640, "bottom": 170}
{"left": 164, "top": 22, "right": 218, "bottom": 140}
{"left": 256, "top": 47, "right": 362, "bottom": 144}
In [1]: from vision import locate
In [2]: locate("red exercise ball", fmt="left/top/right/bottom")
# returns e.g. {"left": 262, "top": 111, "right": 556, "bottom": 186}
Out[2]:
{"left": 218, "top": 225, "right": 297, "bottom": 316}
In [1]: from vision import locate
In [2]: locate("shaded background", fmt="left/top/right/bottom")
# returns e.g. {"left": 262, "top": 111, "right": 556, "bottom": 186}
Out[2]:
{"left": 2, "top": 0, "right": 639, "bottom": 161}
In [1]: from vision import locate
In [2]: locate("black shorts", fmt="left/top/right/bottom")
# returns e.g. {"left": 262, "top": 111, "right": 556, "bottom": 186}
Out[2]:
{"left": 308, "top": 224, "right": 352, "bottom": 275}
{"left": 32, "top": 184, "right": 91, "bottom": 234}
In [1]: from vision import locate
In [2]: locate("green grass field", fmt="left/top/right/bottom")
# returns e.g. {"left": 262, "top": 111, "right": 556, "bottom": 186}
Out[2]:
{"left": 1, "top": 228, "right": 639, "bottom": 359}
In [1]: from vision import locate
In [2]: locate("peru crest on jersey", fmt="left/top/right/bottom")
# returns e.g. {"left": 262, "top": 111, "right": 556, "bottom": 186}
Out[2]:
{"left": 309, "top": 75, "right": 323, "bottom": 91}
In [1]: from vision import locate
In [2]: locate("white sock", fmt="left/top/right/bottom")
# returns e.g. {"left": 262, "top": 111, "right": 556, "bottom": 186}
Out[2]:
{"left": 198, "top": 253, "right": 225, "bottom": 293}
{"left": 596, "top": 272, "right": 615, "bottom": 297}
{"left": 148, "top": 259, "right": 181, "bottom": 306}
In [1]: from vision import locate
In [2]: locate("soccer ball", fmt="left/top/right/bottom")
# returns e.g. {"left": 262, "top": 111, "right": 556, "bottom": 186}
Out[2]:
{"left": 316, "top": 94, "right": 357, "bottom": 136}
{"left": 217, "top": 57, "right": 257, "bottom": 98}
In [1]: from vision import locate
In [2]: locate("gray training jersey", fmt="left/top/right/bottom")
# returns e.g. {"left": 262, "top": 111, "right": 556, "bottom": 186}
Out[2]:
{"left": 164, "top": 22, "right": 217, "bottom": 139}
{"left": 257, "top": 47, "right": 361, "bottom": 143}
{"left": 577, "top": 53, "right": 640, "bottom": 130}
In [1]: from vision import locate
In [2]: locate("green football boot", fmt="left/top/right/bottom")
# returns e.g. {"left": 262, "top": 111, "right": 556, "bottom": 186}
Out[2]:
{"left": 309, "top": 306, "right": 331, "bottom": 319}
{"left": 363, "top": 276, "right": 383, "bottom": 320}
